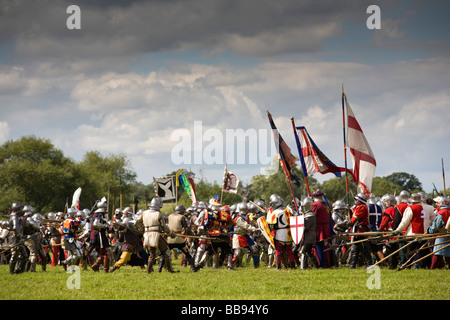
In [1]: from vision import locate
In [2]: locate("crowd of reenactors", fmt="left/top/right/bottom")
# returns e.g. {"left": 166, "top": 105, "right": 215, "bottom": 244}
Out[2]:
{"left": 1, "top": 189, "right": 449, "bottom": 274}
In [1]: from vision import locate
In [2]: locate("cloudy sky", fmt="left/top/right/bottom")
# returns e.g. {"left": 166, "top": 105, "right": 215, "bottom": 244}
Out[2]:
{"left": 1, "top": 0, "right": 449, "bottom": 194}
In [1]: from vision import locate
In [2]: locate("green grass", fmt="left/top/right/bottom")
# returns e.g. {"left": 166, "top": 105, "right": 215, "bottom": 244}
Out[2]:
{"left": 1, "top": 258, "right": 448, "bottom": 300}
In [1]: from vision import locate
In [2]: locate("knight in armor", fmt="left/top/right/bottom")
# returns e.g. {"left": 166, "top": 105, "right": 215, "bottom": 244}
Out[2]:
{"left": 109, "top": 208, "right": 144, "bottom": 273}
{"left": 8, "top": 202, "right": 28, "bottom": 274}
{"left": 347, "top": 193, "right": 373, "bottom": 269}
{"left": 393, "top": 193, "right": 434, "bottom": 269}
{"left": 197, "top": 198, "right": 236, "bottom": 270}
{"left": 193, "top": 201, "right": 210, "bottom": 268}
{"left": 136, "top": 197, "right": 177, "bottom": 273}
{"left": 61, "top": 208, "right": 82, "bottom": 267}
{"left": 48, "top": 212, "right": 65, "bottom": 267}
{"left": 311, "top": 189, "right": 331, "bottom": 268}
{"left": 379, "top": 193, "right": 399, "bottom": 269}
{"left": 89, "top": 198, "right": 112, "bottom": 272}
{"left": 79, "top": 208, "right": 94, "bottom": 269}
{"left": 21, "top": 204, "right": 47, "bottom": 272}
{"left": 266, "top": 194, "right": 296, "bottom": 269}
{"left": 0, "top": 221, "right": 13, "bottom": 264}
{"left": 161, "top": 205, "right": 199, "bottom": 272}
{"left": 232, "top": 202, "right": 260, "bottom": 269}
{"left": 299, "top": 197, "right": 319, "bottom": 269}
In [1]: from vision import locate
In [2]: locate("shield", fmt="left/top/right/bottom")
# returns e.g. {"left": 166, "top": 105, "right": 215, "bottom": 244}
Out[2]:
{"left": 289, "top": 215, "right": 305, "bottom": 245}
{"left": 257, "top": 216, "right": 275, "bottom": 248}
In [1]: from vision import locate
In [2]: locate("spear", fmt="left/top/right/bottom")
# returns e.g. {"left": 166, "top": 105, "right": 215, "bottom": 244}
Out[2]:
{"left": 442, "top": 158, "right": 447, "bottom": 196}
{"left": 367, "top": 238, "right": 417, "bottom": 270}
{"left": 399, "top": 242, "right": 450, "bottom": 270}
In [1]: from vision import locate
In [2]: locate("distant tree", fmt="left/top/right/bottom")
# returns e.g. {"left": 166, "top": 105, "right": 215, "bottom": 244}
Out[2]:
{"left": 320, "top": 177, "right": 357, "bottom": 204}
{"left": 384, "top": 172, "right": 422, "bottom": 192}
{"left": 0, "top": 136, "right": 78, "bottom": 216}
{"left": 370, "top": 176, "right": 403, "bottom": 197}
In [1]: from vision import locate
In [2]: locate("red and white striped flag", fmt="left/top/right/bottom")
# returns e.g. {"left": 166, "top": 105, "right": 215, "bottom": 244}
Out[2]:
{"left": 344, "top": 94, "right": 376, "bottom": 195}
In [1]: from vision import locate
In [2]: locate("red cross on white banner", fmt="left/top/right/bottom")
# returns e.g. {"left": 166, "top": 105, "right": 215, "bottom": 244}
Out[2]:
{"left": 289, "top": 215, "right": 305, "bottom": 245}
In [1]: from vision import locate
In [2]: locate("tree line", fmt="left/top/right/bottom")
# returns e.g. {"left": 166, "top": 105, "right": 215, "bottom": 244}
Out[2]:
{"left": 0, "top": 136, "right": 437, "bottom": 218}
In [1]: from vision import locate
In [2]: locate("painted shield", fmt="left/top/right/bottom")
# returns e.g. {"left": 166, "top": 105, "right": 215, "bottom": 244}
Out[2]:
{"left": 257, "top": 216, "right": 275, "bottom": 248}
{"left": 289, "top": 215, "right": 305, "bottom": 245}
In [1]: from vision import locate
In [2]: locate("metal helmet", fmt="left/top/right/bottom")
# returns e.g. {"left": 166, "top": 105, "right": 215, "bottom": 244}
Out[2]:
{"left": 256, "top": 200, "right": 266, "bottom": 211}
{"left": 269, "top": 194, "right": 283, "bottom": 209}
{"left": 66, "top": 208, "right": 77, "bottom": 218}
{"left": 238, "top": 202, "right": 249, "bottom": 215}
{"left": 23, "top": 204, "right": 35, "bottom": 214}
{"left": 301, "top": 197, "right": 313, "bottom": 212}
{"left": 150, "top": 197, "right": 163, "bottom": 209}
{"left": 114, "top": 208, "right": 123, "bottom": 217}
{"left": 76, "top": 210, "right": 86, "bottom": 220}
{"left": 82, "top": 209, "right": 91, "bottom": 219}
{"left": 354, "top": 193, "right": 368, "bottom": 205}
{"left": 123, "top": 207, "right": 133, "bottom": 215}
{"left": 197, "top": 201, "right": 207, "bottom": 212}
{"left": 332, "top": 200, "right": 348, "bottom": 211}
{"left": 32, "top": 213, "right": 44, "bottom": 225}
{"left": 97, "top": 198, "right": 108, "bottom": 208}
{"left": 47, "top": 212, "right": 56, "bottom": 220}
{"left": 10, "top": 202, "right": 24, "bottom": 215}
{"left": 433, "top": 196, "right": 445, "bottom": 206}
{"left": 56, "top": 212, "right": 65, "bottom": 220}
{"left": 410, "top": 193, "right": 422, "bottom": 203}
{"left": 174, "top": 205, "right": 186, "bottom": 215}
{"left": 247, "top": 202, "right": 257, "bottom": 214}
{"left": 221, "top": 205, "right": 230, "bottom": 213}
{"left": 382, "top": 193, "right": 396, "bottom": 206}
{"left": 398, "top": 190, "right": 410, "bottom": 203}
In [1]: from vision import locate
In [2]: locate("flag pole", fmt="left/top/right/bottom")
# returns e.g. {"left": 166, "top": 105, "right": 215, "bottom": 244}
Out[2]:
{"left": 442, "top": 158, "right": 447, "bottom": 196}
{"left": 267, "top": 111, "right": 300, "bottom": 214}
{"left": 342, "top": 84, "right": 351, "bottom": 217}
{"left": 291, "top": 117, "right": 311, "bottom": 197}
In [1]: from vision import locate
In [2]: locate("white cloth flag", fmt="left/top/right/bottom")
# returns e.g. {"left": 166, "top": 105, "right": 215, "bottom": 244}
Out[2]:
{"left": 345, "top": 94, "right": 376, "bottom": 194}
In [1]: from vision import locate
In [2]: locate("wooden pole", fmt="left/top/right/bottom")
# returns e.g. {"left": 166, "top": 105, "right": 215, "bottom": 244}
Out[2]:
{"left": 342, "top": 85, "right": 350, "bottom": 218}
{"left": 400, "top": 242, "right": 450, "bottom": 270}
{"left": 291, "top": 117, "right": 311, "bottom": 197}
{"left": 367, "top": 238, "right": 416, "bottom": 270}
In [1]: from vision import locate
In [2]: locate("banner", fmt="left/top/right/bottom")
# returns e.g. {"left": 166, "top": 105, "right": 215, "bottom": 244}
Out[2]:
{"left": 222, "top": 164, "right": 240, "bottom": 194}
{"left": 176, "top": 170, "right": 199, "bottom": 204}
{"left": 344, "top": 94, "right": 377, "bottom": 194}
{"left": 154, "top": 176, "right": 176, "bottom": 201}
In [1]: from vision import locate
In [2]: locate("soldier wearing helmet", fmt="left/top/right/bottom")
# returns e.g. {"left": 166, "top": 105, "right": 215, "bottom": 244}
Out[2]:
{"left": 311, "top": 189, "right": 331, "bottom": 268}
{"left": 267, "top": 194, "right": 296, "bottom": 269}
{"left": 332, "top": 200, "right": 349, "bottom": 232}
{"left": 61, "top": 208, "right": 82, "bottom": 268}
{"left": 379, "top": 194, "right": 399, "bottom": 269}
{"left": 161, "top": 205, "right": 199, "bottom": 272}
{"left": 299, "top": 197, "right": 319, "bottom": 269}
{"left": 231, "top": 202, "right": 260, "bottom": 269}
{"left": 136, "top": 197, "right": 176, "bottom": 273}
{"left": 348, "top": 193, "right": 373, "bottom": 269}
{"left": 110, "top": 208, "right": 145, "bottom": 273}
{"left": 8, "top": 202, "right": 28, "bottom": 274}
{"left": 196, "top": 197, "right": 236, "bottom": 270}
{"left": 394, "top": 193, "right": 435, "bottom": 269}
{"left": 89, "top": 198, "right": 112, "bottom": 272}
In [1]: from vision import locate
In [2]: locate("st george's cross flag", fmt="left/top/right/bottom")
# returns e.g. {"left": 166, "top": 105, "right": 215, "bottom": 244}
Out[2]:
{"left": 344, "top": 93, "right": 377, "bottom": 195}
{"left": 294, "top": 126, "right": 354, "bottom": 180}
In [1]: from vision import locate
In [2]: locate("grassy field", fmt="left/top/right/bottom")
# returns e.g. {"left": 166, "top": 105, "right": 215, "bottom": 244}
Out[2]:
{"left": 1, "top": 257, "right": 448, "bottom": 301}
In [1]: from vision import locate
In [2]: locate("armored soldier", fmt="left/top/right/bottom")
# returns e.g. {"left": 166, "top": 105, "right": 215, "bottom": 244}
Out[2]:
{"left": 61, "top": 208, "right": 82, "bottom": 267}
{"left": 8, "top": 202, "right": 28, "bottom": 274}
{"left": 163, "top": 205, "right": 199, "bottom": 272}
{"left": 197, "top": 198, "right": 236, "bottom": 270}
{"left": 232, "top": 202, "right": 260, "bottom": 269}
{"left": 267, "top": 194, "right": 296, "bottom": 269}
{"left": 394, "top": 193, "right": 434, "bottom": 269}
{"left": 110, "top": 209, "right": 144, "bottom": 273}
{"left": 348, "top": 193, "right": 373, "bottom": 269}
{"left": 136, "top": 197, "right": 176, "bottom": 273}
{"left": 299, "top": 197, "right": 318, "bottom": 269}
{"left": 89, "top": 198, "right": 112, "bottom": 272}
{"left": 311, "top": 189, "right": 331, "bottom": 268}
{"left": 379, "top": 193, "right": 399, "bottom": 269}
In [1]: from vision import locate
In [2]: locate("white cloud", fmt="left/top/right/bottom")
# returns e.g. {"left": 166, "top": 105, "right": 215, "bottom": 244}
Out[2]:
{"left": 0, "top": 121, "right": 10, "bottom": 143}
